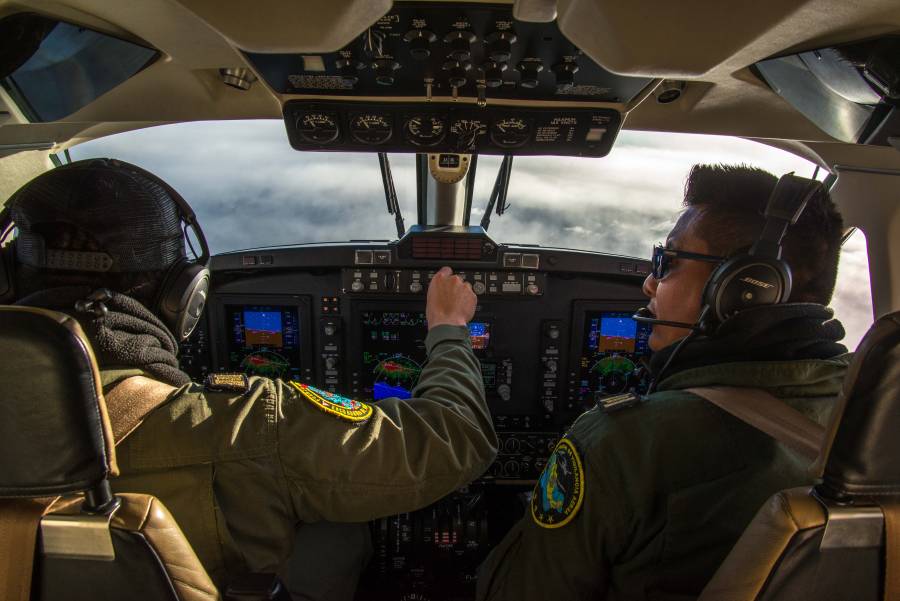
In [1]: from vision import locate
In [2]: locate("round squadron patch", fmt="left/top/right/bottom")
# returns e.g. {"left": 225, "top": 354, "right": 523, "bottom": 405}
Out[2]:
{"left": 531, "top": 438, "right": 585, "bottom": 529}
{"left": 290, "top": 382, "right": 373, "bottom": 423}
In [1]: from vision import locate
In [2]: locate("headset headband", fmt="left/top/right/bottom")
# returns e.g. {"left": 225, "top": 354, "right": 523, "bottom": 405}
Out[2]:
{"left": 750, "top": 174, "right": 822, "bottom": 261}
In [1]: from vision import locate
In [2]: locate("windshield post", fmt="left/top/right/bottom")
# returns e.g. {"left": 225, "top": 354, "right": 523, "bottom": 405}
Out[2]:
{"left": 377, "top": 153, "right": 405, "bottom": 238}
{"left": 419, "top": 153, "right": 473, "bottom": 227}
{"left": 480, "top": 155, "right": 513, "bottom": 231}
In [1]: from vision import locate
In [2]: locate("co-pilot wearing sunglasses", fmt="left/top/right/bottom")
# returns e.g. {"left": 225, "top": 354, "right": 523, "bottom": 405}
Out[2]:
{"left": 476, "top": 164, "right": 851, "bottom": 601}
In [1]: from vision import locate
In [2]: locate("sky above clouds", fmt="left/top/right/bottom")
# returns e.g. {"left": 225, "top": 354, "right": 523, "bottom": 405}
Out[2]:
{"left": 69, "top": 120, "right": 874, "bottom": 349}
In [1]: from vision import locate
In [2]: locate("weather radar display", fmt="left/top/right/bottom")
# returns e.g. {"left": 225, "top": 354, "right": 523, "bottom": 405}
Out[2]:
{"left": 226, "top": 305, "right": 302, "bottom": 381}
{"left": 372, "top": 355, "right": 424, "bottom": 400}
{"left": 361, "top": 311, "right": 427, "bottom": 401}
{"left": 577, "top": 312, "right": 651, "bottom": 406}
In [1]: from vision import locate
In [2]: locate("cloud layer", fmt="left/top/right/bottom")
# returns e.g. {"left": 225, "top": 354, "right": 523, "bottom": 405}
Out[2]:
{"left": 70, "top": 120, "right": 874, "bottom": 349}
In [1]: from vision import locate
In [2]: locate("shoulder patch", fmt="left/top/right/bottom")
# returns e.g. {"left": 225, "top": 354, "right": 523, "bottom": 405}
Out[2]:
{"left": 290, "top": 382, "right": 373, "bottom": 423}
{"left": 531, "top": 438, "right": 585, "bottom": 529}
{"left": 205, "top": 372, "right": 249, "bottom": 393}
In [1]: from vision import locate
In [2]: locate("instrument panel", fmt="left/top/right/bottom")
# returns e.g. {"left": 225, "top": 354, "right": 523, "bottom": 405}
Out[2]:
{"left": 283, "top": 101, "right": 622, "bottom": 156}
{"left": 179, "top": 235, "right": 652, "bottom": 600}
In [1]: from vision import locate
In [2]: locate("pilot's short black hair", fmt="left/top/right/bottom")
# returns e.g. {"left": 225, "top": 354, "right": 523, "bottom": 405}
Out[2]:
{"left": 682, "top": 163, "right": 844, "bottom": 305}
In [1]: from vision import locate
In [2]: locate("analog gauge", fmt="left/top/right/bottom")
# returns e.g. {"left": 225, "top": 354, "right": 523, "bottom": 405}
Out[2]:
{"left": 350, "top": 113, "right": 393, "bottom": 145}
{"left": 451, "top": 119, "right": 487, "bottom": 151}
{"left": 296, "top": 112, "right": 340, "bottom": 144}
{"left": 404, "top": 115, "right": 447, "bottom": 147}
{"left": 490, "top": 117, "right": 532, "bottom": 148}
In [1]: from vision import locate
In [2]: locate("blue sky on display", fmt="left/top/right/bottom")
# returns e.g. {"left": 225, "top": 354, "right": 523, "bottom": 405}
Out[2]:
{"left": 70, "top": 120, "right": 874, "bottom": 349}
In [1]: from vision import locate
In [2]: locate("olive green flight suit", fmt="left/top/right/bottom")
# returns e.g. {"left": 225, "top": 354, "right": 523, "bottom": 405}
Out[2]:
{"left": 477, "top": 355, "right": 851, "bottom": 601}
{"left": 105, "top": 325, "right": 497, "bottom": 588}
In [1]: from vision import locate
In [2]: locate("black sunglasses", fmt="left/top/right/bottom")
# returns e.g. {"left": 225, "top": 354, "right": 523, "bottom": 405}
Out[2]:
{"left": 650, "top": 244, "right": 724, "bottom": 279}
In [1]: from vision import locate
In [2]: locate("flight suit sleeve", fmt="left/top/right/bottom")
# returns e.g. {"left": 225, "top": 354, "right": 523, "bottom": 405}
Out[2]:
{"left": 278, "top": 324, "right": 498, "bottom": 523}
{"left": 475, "top": 435, "right": 630, "bottom": 601}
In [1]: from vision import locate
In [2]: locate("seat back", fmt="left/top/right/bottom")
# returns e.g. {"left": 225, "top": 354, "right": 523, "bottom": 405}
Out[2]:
{"left": 699, "top": 311, "right": 900, "bottom": 601}
{"left": 0, "top": 306, "right": 218, "bottom": 601}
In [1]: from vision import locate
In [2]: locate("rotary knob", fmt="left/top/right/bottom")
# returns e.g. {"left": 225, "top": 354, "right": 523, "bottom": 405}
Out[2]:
{"left": 335, "top": 58, "right": 364, "bottom": 86}
{"left": 545, "top": 359, "right": 558, "bottom": 372}
{"left": 526, "top": 283, "right": 540, "bottom": 296}
{"left": 409, "top": 281, "right": 424, "bottom": 294}
{"left": 323, "top": 324, "right": 337, "bottom": 336}
{"left": 497, "top": 383, "right": 511, "bottom": 401}
{"left": 404, "top": 29, "right": 437, "bottom": 60}
{"left": 372, "top": 59, "right": 400, "bottom": 86}
{"left": 481, "top": 61, "right": 507, "bottom": 88}
{"left": 351, "top": 280, "right": 364, "bottom": 292}
{"left": 553, "top": 62, "right": 579, "bottom": 88}
{"left": 325, "top": 357, "right": 339, "bottom": 370}
{"left": 444, "top": 31, "right": 477, "bottom": 61}
{"left": 485, "top": 31, "right": 517, "bottom": 63}
{"left": 472, "top": 281, "right": 486, "bottom": 295}
{"left": 517, "top": 61, "right": 543, "bottom": 89}
{"left": 443, "top": 60, "right": 472, "bottom": 89}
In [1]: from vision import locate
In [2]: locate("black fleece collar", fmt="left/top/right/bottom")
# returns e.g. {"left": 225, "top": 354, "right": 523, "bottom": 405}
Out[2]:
{"left": 649, "top": 303, "right": 848, "bottom": 380}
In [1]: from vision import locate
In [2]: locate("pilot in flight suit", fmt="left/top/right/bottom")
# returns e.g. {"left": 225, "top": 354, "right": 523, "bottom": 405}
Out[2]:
{"left": 476, "top": 165, "right": 851, "bottom": 600}
{"left": 5, "top": 159, "right": 498, "bottom": 591}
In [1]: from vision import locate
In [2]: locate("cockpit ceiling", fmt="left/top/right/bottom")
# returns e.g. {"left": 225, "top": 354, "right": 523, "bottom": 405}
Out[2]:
{"left": 0, "top": 0, "right": 899, "bottom": 167}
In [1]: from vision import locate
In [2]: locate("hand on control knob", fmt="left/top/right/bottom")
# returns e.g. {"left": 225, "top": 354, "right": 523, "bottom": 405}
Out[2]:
{"left": 426, "top": 266, "right": 476, "bottom": 329}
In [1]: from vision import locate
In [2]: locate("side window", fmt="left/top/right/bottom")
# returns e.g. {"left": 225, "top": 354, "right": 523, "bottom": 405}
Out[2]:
{"left": 830, "top": 228, "right": 874, "bottom": 351}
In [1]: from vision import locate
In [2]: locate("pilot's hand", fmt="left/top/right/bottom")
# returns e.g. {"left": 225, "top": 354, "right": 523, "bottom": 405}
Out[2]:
{"left": 426, "top": 266, "right": 476, "bottom": 329}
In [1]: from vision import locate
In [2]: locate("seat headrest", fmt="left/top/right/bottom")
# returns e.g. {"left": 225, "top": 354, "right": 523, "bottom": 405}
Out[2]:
{"left": 0, "top": 306, "right": 117, "bottom": 498}
{"left": 819, "top": 311, "right": 900, "bottom": 500}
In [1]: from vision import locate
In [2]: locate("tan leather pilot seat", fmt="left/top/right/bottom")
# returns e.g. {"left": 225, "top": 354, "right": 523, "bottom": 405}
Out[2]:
{"left": 699, "top": 311, "right": 900, "bottom": 601}
{"left": 0, "top": 306, "right": 219, "bottom": 601}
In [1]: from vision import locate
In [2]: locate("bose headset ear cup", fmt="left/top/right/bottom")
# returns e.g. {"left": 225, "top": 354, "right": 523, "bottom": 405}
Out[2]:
{"left": 702, "top": 255, "right": 791, "bottom": 324}
{"left": 156, "top": 259, "right": 210, "bottom": 341}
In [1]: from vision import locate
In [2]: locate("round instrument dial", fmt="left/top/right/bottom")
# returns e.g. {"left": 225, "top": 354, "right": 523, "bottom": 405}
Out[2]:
{"left": 490, "top": 117, "right": 532, "bottom": 148}
{"left": 350, "top": 113, "right": 393, "bottom": 145}
{"left": 404, "top": 115, "right": 447, "bottom": 147}
{"left": 297, "top": 112, "right": 340, "bottom": 144}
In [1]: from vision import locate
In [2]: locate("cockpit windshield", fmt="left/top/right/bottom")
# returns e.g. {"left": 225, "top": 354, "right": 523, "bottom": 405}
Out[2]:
{"left": 68, "top": 120, "right": 873, "bottom": 348}
{"left": 69, "top": 120, "right": 819, "bottom": 256}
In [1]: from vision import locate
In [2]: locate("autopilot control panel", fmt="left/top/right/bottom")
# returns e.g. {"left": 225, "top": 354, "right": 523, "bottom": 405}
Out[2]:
{"left": 178, "top": 233, "right": 652, "bottom": 600}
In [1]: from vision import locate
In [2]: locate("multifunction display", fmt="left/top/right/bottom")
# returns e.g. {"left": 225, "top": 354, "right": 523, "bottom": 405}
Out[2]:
{"left": 226, "top": 305, "right": 302, "bottom": 381}
{"left": 576, "top": 311, "right": 651, "bottom": 406}
{"left": 360, "top": 310, "right": 496, "bottom": 401}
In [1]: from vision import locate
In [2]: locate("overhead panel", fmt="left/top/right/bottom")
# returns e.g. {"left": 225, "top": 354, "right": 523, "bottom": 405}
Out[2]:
{"left": 247, "top": 2, "right": 651, "bottom": 157}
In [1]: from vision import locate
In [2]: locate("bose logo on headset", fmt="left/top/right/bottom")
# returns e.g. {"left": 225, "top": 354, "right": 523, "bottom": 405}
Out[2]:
{"left": 0, "top": 160, "right": 211, "bottom": 341}
{"left": 739, "top": 277, "right": 776, "bottom": 290}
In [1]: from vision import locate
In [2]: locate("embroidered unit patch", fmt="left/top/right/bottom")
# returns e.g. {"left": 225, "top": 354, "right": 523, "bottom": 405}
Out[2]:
{"left": 290, "top": 382, "right": 373, "bottom": 423}
{"left": 531, "top": 438, "right": 585, "bottom": 528}
{"left": 205, "top": 372, "right": 249, "bottom": 393}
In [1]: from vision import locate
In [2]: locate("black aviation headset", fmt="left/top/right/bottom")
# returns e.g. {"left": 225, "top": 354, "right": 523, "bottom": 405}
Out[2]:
{"left": 633, "top": 172, "right": 825, "bottom": 392}
{"left": 0, "top": 162, "right": 211, "bottom": 341}
{"left": 634, "top": 172, "right": 824, "bottom": 334}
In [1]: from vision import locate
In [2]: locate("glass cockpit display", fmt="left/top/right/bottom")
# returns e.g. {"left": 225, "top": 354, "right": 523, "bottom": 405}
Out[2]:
{"left": 360, "top": 310, "right": 495, "bottom": 401}
{"left": 226, "top": 305, "right": 302, "bottom": 381}
{"left": 361, "top": 311, "right": 428, "bottom": 401}
{"left": 577, "top": 312, "right": 651, "bottom": 405}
